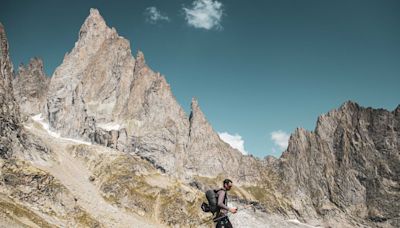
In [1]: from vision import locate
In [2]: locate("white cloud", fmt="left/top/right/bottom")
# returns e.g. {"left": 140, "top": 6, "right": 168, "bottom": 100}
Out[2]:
{"left": 183, "top": 0, "right": 224, "bottom": 30}
{"left": 218, "top": 132, "right": 248, "bottom": 155}
{"left": 145, "top": 7, "right": 170, "bottom": 24}
{"left": 271, "top": 130, "right": 290, "bottom": 151}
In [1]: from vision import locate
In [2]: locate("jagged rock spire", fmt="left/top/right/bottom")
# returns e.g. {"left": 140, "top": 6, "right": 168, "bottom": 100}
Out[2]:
{"left": 136, "top": 50, "right": 146, "bottom": 65}
{"left": 78, "top": 8, "right": 108, "bottom": 40}
{"left": 188, "top": 97, "right": 219, "bottom": 140}
{"left": 0, "top": 22, "right": 19, "bottom": 119}
{"left": 189, "top": 98, "right": 205, "bottom": 124}
{"left": 0, "top": 22, "right": 13, "bottom": 87}
{"left": 46, "top": 8, "right": 131, "bottom": 139}
{"left": 0, "top": 22, "right": 21, "bottom": 158}
{"left": 134, "top": 50, "right": 147, "bottom": 73}
{"left": 13, "top": 57, "right": 49, "bottom": 116}
{"left": 186, "top": 98, "right": 247, "bottom": 179}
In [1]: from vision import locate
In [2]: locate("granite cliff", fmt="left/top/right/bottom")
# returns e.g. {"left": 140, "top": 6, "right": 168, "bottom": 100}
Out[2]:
{"left": 277, "top": 101, "right": 400, "bottom": 227}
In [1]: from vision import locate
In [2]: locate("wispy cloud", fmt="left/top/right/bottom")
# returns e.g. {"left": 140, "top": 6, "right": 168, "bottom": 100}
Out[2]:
{"left": 183, "top": 0, "right": 224, "bottom": 30}
{"left": 145, "top": 7, "right": 170, "bottom": 24}
{"left": 271, "top": 130, "right": 290, "bottom": 151}
{"left": 218, "top": 132, "right": 248, "bottom": 155}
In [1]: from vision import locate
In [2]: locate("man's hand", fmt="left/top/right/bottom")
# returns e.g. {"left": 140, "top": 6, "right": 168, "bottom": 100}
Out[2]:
{"left": 229, "top": 207, "right": 238, "bottom": 214}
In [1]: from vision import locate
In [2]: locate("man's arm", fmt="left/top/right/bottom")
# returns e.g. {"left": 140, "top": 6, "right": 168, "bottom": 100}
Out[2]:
{"left": 217, "top": 190, "right": 229, "bottom": 210}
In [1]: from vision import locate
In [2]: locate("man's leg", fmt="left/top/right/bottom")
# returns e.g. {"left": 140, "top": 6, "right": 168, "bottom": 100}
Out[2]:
{"left": 215, "top": 217, "right": 233, "bottom": 228}
{"left": 225, "top": 218, "right": 233, "bottom": 228}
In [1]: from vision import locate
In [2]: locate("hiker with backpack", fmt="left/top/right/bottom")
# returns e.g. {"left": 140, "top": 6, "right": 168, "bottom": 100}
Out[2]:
{"left": 201, "top": 179, "right": 237, "bottom": 228}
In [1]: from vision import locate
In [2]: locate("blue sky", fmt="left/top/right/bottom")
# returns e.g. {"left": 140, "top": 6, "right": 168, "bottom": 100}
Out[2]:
{"left": 1, "top": 0, "right": 399, "bottom": 158}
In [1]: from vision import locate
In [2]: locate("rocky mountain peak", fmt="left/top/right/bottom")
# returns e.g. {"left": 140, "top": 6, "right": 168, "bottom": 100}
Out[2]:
{"left": 277, "top": 102, "right": 400, "bottom": 226}
{"left": 0, "top": 22, "right": 5, "bottom": 48}
{"left": 136, "top": 50, "right": 145, "bottom": 64}
{"left": 46, "top": 8, "right": 135, "bottom": 139}
{"left": 13, "top": 57, "right": 49, "bottom": 116}
{"left": 69, "top": 8, "right": 118, "bottom": 61}
{"left": 134, "top": 50, "right": 147, "bottom": 72}
{"left": 188, "top": 97, "right": 220, "bottom": 141}
{"left": 0, "top": 23, "right": 16, "bottom": 108}
{"left": 79, "top": 8, "right": 108, "bottom": 39}
{"left": 189, "top": 97, "right": 208, "bottom": 126}
{"left": 184, "top": 98, "right": 250, "bottom": 179}
{"left": 28, "top": 56, "right": 42, "bottom": 67}
{"left": 281, "top": 127, "right": 308, "bottom": 157}
{"left": 315, "top": 101, "right": 361, "bottom": 141}
{"left": 16, "top": 57, "right": 45, "bottom": 76}
{"left": 338, "top": 100, "right": 360, "bottom": 113}
{"left": 190, "top": 97, "right": 199, "bottom": 109}
{"left": 29, "top": 56, "right": 44, "bottom": 69}
{"left": 0, "top": 23, "right": 13, "bottom": 83}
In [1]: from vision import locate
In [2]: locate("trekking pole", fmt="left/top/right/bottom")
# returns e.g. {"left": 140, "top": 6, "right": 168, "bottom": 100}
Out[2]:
{"left": 198, "top": 213, "right": 231, "bottom": 226}
{"left": 198, "top": 204, "right": 254, "bottom": 226}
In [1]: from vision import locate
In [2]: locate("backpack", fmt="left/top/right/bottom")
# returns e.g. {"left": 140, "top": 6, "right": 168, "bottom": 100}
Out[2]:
{"left": 201, "top": 189, "right": 225, "bottom": 214}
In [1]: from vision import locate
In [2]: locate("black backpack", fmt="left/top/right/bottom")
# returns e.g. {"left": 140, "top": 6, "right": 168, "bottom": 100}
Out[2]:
{"left": 201, "top": 189, "right": 225, "bottom": 214}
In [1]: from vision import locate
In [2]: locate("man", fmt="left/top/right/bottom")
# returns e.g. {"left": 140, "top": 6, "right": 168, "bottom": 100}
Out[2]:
{"left": 214, "top": 179, "right": 237, "bottom": 228}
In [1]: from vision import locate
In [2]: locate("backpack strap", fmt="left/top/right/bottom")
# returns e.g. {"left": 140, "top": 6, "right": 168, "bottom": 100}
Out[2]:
{"left": 214, "top": 188, "right": 225, "bottom": 193}
{"left": 214, "top": 188, "right": 227, "bottom": 207}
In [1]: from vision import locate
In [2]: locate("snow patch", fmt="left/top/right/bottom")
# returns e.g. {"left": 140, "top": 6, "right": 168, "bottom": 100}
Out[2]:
{"left": 31, "top": 114, "right": 91, "bottom": 145}
{"left": 97, "top": 122, "right": 121, "bottom": 131}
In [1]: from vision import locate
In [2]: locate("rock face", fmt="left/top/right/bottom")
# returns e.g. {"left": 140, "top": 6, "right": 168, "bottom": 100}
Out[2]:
{"left": 0, "top": 22, "right": 21, "bottom": 159}
{"left": 278, "top": 101, "right": 400, "bottom": 227}
{"left": 45, "top": 8, "right": 130, "bottom": 142}
{"left": 185, "top": 98, "right": 241, "bottom": 176}
{"left": 44, "top": 9, "right": 262, "bottom": 182}
{"left": 185, "top": 98, "right": 264, "bottom": 183}
{"left": 13, "top": 57, "right": 50, "bottom": 117}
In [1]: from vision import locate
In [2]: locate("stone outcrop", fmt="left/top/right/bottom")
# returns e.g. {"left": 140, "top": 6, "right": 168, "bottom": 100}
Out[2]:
{"left": 278, "top": 101, "right": 400, "bottom": 227}
{"left": 13, "top": 57, "right": 50, "bottom": 117}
